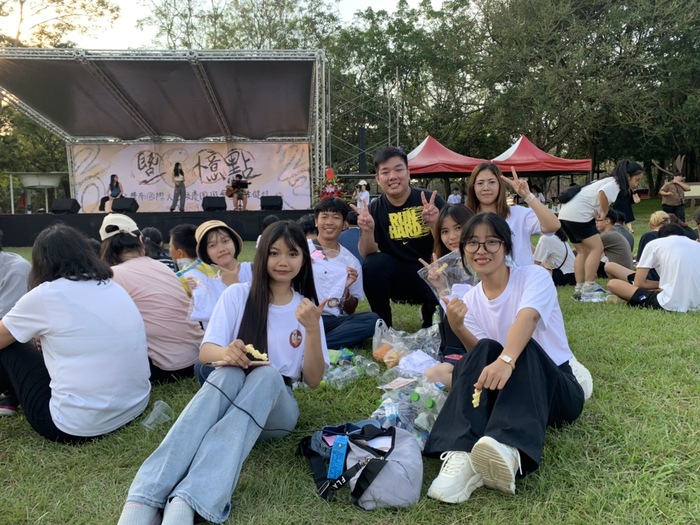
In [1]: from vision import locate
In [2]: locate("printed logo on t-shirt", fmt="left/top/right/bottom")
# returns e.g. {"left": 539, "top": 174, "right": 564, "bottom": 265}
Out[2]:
{"left": 388, "top": 206, "right": 430, "bottom": 241}
{"left": 289, "top": 329, "right": 303, "bottom": 348}
{"left": 327, "top": 297, "right": 341, "bottom": 308}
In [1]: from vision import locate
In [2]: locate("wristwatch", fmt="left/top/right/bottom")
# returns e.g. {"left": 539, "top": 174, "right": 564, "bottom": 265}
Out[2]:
{"left": 498, "top": 354, "right": 515, "bottom": 370}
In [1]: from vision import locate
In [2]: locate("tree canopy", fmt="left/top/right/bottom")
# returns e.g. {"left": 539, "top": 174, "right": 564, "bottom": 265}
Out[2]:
{"left": 1, "top": 0, "right": 699, "bottom": 193}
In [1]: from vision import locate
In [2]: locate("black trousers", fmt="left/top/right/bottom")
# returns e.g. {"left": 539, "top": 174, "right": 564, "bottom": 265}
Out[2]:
{"left": 423, "top": 338, "right": 584, "bottom": 474}
{"left": 362, "top": 252, "right": 439, "bottom": 328}
{"left": 661, "top": 203, "right": 686, "bottom": 223}
{"left": 0, "top": 341, "right": 95, "bottom": 443}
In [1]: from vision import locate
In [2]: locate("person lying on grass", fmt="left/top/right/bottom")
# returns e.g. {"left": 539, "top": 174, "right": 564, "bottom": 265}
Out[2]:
{"left": 421, "top": 212, "right": 584, "bottom": 504}
{"left": 117, "top": 221, "right": 328, "bottom": 525}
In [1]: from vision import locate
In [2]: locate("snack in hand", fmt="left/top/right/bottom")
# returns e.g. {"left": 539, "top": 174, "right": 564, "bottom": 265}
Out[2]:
{"left": 245, "top": 344, "right": 268, "bottom": 362}
{"left": 472, "top": 388, "right": 482, "bottom": 408}
{"left": 435, "top": 262, "right": 449, "bottom": 274}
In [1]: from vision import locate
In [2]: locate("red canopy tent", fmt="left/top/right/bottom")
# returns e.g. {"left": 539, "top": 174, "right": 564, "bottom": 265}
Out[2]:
{"left": 408, "top": 135, "right": 487, "bottom": 175}
{"left": 491, "top": 135, "right": 591, "bottom": 173}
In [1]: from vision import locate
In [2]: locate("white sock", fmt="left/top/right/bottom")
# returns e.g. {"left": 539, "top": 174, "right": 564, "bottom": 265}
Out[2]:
{"left": 161, "top": 497, "right": 195, "bottom": 525}
{"left": 116, "top": 501, "right": 160, "bottom": 525}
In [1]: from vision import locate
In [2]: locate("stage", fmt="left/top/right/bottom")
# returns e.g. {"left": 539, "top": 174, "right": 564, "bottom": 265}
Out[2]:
{"left": 0, "top": 210, "right": 310, "bottom": 247}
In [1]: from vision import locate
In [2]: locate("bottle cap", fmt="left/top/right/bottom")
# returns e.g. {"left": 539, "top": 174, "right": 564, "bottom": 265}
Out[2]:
{"left": 425, "top": 398, "right": 436, "bottom": 409}
{"left": 409, "top": 392, "right": 420, "bottom": 402}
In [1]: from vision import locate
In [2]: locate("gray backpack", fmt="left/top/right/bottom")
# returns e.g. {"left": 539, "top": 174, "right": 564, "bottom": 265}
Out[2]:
{"left": 298, "top": 424, "right": 423, "bottom": 510}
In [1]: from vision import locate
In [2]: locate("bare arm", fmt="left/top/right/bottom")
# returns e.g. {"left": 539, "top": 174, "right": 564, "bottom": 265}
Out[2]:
{"left": 0, "top": 321, "right": 18, "bottom": 350}
{"left": 632, "top": 267, "right": 659, "bottom": 290}
{"left": 297, "top": 298, "right": 327, "bottom": 388}
{"left": 350, "top": 203, "right": 379, "bottom": 257}
{"left": 443, "top": 297, "right": 479, "bottom": 350}
{"left": 502, "top": 168, "right": 560, "bottom": 233}
{"left": 475, "top": 307, "right": 540, "bottom": 391}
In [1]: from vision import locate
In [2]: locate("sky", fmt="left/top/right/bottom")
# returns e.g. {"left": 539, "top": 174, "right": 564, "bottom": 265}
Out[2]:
{"left": 62, "top": 0, "right": 443, "bottom": 49}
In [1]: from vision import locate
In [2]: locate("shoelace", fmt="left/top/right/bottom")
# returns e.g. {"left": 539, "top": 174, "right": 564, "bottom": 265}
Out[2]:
{"left": 439, "top": 451, "right": 470, "bottom": 476}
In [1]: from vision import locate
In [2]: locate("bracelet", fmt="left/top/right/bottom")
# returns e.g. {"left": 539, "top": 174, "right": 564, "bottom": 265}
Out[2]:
{"left": 524, "top": 193, "right": 536, "bottom": 204}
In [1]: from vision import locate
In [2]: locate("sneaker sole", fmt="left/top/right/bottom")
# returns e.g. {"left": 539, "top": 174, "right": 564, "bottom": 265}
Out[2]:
{"left": 0, "top": 407, "right": 17, "bottom": 416}
{"left": 427, "top": 474, "right": 484, "bottom": 504}
{"left": 471, "top": 438, "right": 516, "bottom": 495}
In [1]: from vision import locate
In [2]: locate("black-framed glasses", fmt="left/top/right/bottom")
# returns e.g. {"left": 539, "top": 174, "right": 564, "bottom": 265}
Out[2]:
{"left": 464, "top": 240, "right": 504, "bottom": 253}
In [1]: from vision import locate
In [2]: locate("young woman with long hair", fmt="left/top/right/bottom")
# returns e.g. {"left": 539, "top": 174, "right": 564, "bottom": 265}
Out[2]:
{"left": 117, "top": 220, "right": 328, "bottom": 525}
{"left": 423, "top": 213, "right": 584, "bottom": 503}
{"left": 465, "top": 163, "right": 560, "bottom": 267}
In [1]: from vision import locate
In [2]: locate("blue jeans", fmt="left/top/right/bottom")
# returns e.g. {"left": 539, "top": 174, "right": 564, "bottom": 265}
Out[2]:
{"left": 125, "top": 365, "right": 298, "bottom": 523}
{"left": 322, "top": 312, "right": 380, "bottom": 349}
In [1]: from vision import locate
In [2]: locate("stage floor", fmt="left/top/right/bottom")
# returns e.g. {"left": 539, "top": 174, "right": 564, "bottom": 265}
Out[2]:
{"left": 0, "top": 210, "right": 310, "bottom": 247}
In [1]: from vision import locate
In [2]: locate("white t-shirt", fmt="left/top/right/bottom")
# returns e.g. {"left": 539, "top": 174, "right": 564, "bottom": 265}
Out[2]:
{"left": 203, "top": 283, "right": 329, "bottom": 380}
{"left": 637, "top": 235, "right": 700, "bottom": 312}
{"left": 2, "top": 278, "right": 150, "bottom": 436}
{"left": 0, "top": 251, "right": 31, "bottom": 318}
{"left": 309, "top": 242, "right": 364, "bottom": 316}
{"left": 112, "top": 257, "right": 202, "bottom": 371}
{"left": 463, "top": 265, "right": 573, "bottom": 366}
{"left": 506, "top": 204, "right": 542, "bottom": 267}
{"left": 356, "top": 190, "right": 370, "bottom": 209}
{"left": 533, "top": 235, "right": 575, "bottom": 275}
{"left": 558, "top": 178, "right": 620, "bottom": 223}
{"left": 447, "top": 194, "right": 462, "bottom": 205}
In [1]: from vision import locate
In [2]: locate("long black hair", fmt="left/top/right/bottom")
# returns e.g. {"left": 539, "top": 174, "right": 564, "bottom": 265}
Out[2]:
{"left": 29, "top": 224, "right": 112, "bottom": 289}
{"left": 609, "top": 160, "right": 642, "bottom": 196}
{"left": 237, "top": 220, "right": 318, "bottom": 354}
{"left": 433, "top": 204, "right": 475, "bottom": 258}
{"left": 108, "top": 174, "right": 119, "bottom": 190}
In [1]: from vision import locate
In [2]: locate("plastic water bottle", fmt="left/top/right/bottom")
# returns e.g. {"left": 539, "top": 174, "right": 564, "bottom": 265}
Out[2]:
{"left": 352, "top": 355, "right": 380, "bottom": 377}
{"left": 432, "top": 305, "right": 442, "bottom": 325}
{"left": 325, "top": 365, "right": 362, "bottom": 389}
{"left": 371, "top": 398, "right": 418, "bottom": 431}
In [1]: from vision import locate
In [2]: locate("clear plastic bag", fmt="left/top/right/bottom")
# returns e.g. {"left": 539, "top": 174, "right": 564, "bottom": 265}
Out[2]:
{"left": 417, "top": 251, "right": 478, "bottom": 301}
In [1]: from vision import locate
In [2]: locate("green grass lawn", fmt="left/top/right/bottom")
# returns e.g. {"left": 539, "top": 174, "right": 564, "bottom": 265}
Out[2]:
{"left": 2, "top": 198, "right": 699, "bottom": 524}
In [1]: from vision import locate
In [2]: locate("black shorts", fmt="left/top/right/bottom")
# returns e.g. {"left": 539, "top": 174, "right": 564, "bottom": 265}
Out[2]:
{"left": 628, "top": 288, "right": 662, "bottom": 309}
{"left": 559, "top": 219, "right": 598, "bottom": 244}
{"left": 552, "top": 269, "right": 576, "bottom": 286}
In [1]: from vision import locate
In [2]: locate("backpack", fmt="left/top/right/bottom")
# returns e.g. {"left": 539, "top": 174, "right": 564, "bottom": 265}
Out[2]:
{"left": 298, "top": 423, "right": 423, "bottom": 510}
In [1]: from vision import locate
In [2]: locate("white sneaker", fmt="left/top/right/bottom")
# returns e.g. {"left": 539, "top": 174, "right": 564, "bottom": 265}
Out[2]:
{"left": 471, "top": 436, "right": 521, "bottom": 495}
{"left": 427, "top": 451, "right": 483, "bottom": 503}
{"left": 581, "top": 282, "right": 607, "bottom": 294}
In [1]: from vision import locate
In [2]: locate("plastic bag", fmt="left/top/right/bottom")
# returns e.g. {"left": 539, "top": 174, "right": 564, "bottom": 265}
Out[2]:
{"left": 417, "top": 251, "right": 478, "bottom": 302}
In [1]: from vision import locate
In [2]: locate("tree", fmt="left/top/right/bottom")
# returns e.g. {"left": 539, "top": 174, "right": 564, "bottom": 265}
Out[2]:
{"left": 0, "top": 0, "right": 119, "bottom": 47}
{"left": 139, "top": 0, "right": 341, "bottom": 50}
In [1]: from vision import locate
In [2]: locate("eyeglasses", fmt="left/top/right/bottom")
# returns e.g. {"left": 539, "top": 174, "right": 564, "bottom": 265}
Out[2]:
{"left": 464, "top": 240, "right": 504, "bottom": 253}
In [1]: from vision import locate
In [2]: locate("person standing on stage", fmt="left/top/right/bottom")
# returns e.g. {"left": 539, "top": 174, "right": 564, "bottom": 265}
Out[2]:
{"left": 169, "top": 163, "right": 186, "bottom": 212}
{"left": 229, "top": 174, "right": 251, "bottom": 211}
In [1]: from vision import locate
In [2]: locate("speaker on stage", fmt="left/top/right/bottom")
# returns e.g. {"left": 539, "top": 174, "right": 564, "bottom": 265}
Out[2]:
{"left": 202, "top": 196, "right": 227, "bottom": 212}
{"left": 260, "top": 195, "right": 283, "bottom": 211}
{"left": 50, "top": 198, "right": 80, "bottom": 214}
{"left": 112, "top": 198, "right": 140, "bottom": 213}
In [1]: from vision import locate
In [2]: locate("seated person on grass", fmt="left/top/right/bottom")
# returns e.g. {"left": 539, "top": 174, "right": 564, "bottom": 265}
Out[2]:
{"left": 606, "top": 224, "right": 700, "bottom": 312}
{"left": 595, "top": 209, "right": 634, "bottom": 277}
{"left": 0, "top": 224, "right": 150, "bottom": 441}
{"left": 100, "top": 214, "right": 203, "bottom": 384}
{"left": 533, "top": 229, "right": 576, "bottom": 287}
{"left": 310, "top": 197, "right": 379, "bottom": 349}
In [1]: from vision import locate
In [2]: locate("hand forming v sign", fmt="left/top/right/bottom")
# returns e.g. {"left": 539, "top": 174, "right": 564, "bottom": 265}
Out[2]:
{"left": 501, "top": 167, "right": 530, "bottom": 200}
{"left": 349, "top": 199, "right": 374, "bottom": 232}
{"left": 421, "top": 190, "right": 439, "bottom": 226}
